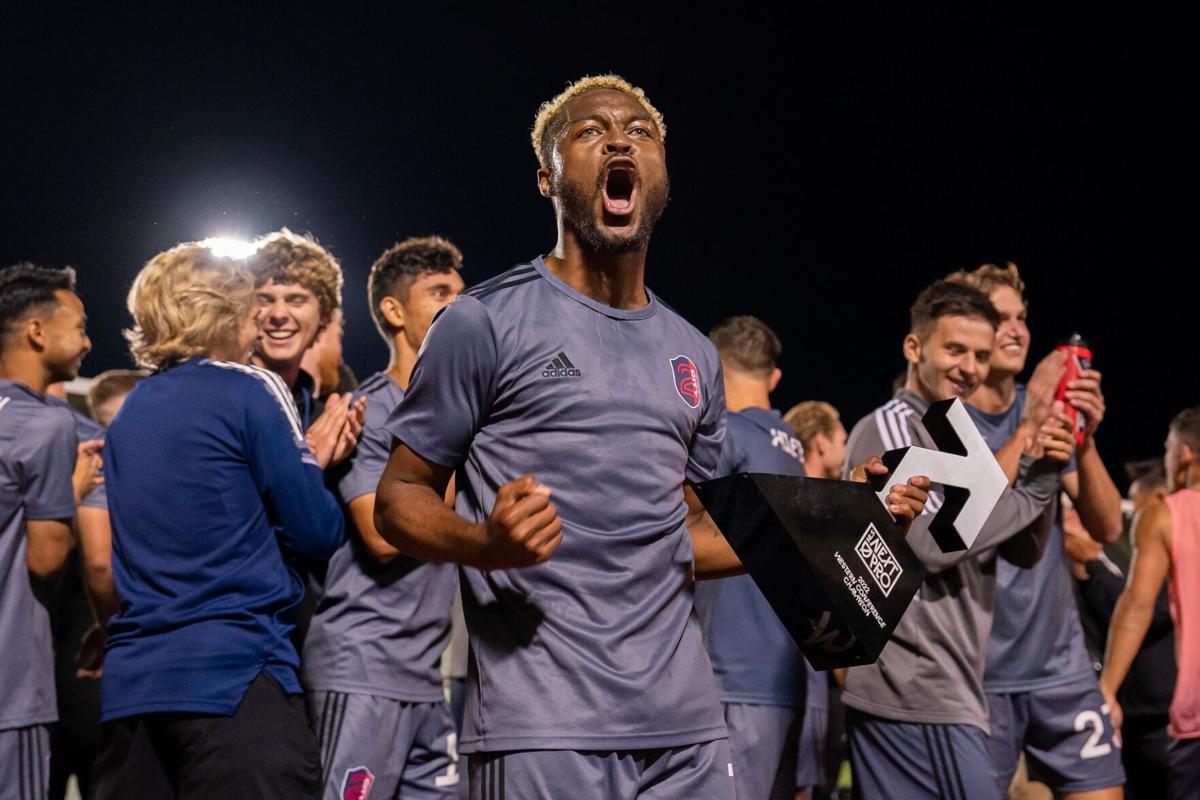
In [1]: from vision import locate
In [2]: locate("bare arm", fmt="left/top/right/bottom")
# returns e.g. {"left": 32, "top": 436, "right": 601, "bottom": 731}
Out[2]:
{"left": 685, "top": 484, "right": 743, "bottom": 580}
{"left": 1099, "top": 498, "right": 1173, "bottom": 733}
{"left": 77, "top": 506, "right": 119, "bottom": 624}
{"left": 1060, "top": 368, "right": 1123, "bottom": 543}
{"left": 26, "top": 518, "right": 75, "bottom": 579}
{"left": 374, "top": 442, "right": 561, "bottom": 571}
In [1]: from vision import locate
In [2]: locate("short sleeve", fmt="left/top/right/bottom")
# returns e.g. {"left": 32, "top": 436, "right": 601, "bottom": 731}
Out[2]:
{"left": 685, "top": 356, "right": 727, "bottom": 484}
{"left": 80, "top": 481, "right": 107, "bottom": 510}
{"left": 336, "top": 396, "right": 393, "bottom": 503}
{"left": 19, "top": 410, "right": 78, "bottom": 520}
{"left": 384, "top": 297, "right": 499, "bottom": 469}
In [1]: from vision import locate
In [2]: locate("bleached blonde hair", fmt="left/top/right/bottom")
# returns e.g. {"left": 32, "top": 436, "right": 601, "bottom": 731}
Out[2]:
{"left": 531, "top": 74, "right": 666, "bottom": 168}
{"left": 945, "top": 261, "right": 1026, "bottom": 298}
{"left": 125, "top": 242, "right": 256, "bottom": 369}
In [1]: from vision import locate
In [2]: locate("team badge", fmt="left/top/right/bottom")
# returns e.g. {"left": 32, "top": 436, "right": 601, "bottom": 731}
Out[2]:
{"left": 341, "top": 766, "right": 375, "bottom": 800}
{"left": 670, "top": 355, "right": 702, "bottom": 409}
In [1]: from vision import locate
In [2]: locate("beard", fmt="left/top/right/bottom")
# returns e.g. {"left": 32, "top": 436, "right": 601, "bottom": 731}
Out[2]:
{"left": 554, "top": 169, "right": 670, "bottom": 255}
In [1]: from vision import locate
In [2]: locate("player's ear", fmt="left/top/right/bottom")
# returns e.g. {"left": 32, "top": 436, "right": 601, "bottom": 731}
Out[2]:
{"left": 902, "top": 333, "right": 922, "bottom": 366}
{"left": 25, "top": 315, "right": 46, "bottom": 352}
{"left": 813, "top": 432, "right": 828, "bottom": 456}
{"left": 537, "top": 167, "right": 554, "bottom": 198}
{"left": 380, "top": 296, "right": 406, "bottom": 332}
{"left": 1182, "top": 443, "right": 1197, "bottom": 468}
{"left": 768, "top": 367, "right": 782, "bottom": 393}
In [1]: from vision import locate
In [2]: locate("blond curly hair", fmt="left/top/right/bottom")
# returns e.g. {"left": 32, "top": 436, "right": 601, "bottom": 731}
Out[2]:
{"left": 248, "top": 228, "right": 343, "bottom": 323}
{"left": 945, "top": 261, "right": 1026, "bottom": 298}
{"left": 531, "top": 74, "right": 666, "bottom": 168}
{"left": 125, "top": 243, "right": 256, "bottom": 369}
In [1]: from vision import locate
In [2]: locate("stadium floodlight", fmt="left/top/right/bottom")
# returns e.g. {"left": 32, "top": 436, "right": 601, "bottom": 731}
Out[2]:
{"left": 201, "top": 237, "right": 259, "bottom": 259}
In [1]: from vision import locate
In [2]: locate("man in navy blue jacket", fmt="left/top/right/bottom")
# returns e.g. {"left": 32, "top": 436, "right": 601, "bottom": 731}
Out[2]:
{"left": 90, "top": 241, "right": 350, "bottom": 800}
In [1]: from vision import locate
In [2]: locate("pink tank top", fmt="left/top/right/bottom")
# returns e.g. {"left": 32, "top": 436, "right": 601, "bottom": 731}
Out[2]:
{"left": 1168, "top": 488, "right": 1200, "bottom": 739}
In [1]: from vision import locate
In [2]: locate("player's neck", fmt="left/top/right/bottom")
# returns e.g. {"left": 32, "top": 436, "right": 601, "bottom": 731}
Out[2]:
{"left": 805, "top": 461, "right": 838, "bottom": 480}
{"left": 724, "top": 372, "right": 771, "bottom": 412}
{"left": 0, "top": 351, "right": 53, "bottom": 396}
{"left": 969, "top": 375, "right": 1018, "bottom": 414}
{"left": 386, "top": 338, "right": 418, "bottom": 391}
{"left": 545, "top": 228, "right": 649, "bottom": 311}
{"left": 252, "top": 354, "right": 303, "bottom": 390}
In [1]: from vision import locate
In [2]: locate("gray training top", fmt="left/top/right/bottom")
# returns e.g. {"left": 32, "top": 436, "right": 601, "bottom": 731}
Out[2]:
{"left": 0, "top": 380, "right": 78, "bottom": 730}
{"left": 841, "top": 388, "right": 1060, "bottom": 732}
{"left": 384, "top": 256, "right": 728, "bottom": 754}
{"left": 302, "top": 371, "right": 457, "bottom": 702}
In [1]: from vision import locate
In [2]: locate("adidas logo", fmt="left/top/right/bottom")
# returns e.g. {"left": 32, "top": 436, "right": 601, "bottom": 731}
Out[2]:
{"left": 542, "top": 351, "right": 582, "bottom": 378}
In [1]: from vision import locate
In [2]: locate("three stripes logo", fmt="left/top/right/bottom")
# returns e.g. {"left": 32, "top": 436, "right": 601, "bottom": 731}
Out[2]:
{"left": 542, "top": 351, "right": 582, "bottom": 379}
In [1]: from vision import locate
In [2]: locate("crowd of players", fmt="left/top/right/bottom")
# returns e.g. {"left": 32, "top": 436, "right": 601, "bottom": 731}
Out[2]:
{"left": 1, "top": 74, "right": 1197, "bottom": 800}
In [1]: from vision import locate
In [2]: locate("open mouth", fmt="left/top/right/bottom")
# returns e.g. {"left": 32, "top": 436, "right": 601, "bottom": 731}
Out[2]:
{"left": 602, "top": 164, "right": 638, "bottom": 217}
{"left": 262, "top": 329, "right": 298, "bottom": 342}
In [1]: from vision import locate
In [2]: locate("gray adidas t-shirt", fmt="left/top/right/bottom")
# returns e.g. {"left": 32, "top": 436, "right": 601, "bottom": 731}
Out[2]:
{"left": 840, "top": 388, "right": 1060, "bottom": 732}
{"left": 384, "top": 256, "right": 728, "bottom": 753}
{"left": 0, "top": 380, "right": 78, "bottom": 730}
{"left": 302, "top": 371, "right": 457, "bottom": 701}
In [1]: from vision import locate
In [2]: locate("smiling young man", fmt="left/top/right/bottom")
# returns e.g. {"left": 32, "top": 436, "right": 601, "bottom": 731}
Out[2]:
{"left": 302, "top": 236, "right": 465, "bottom": 800}
{"left": 948, "top": 263, "right": 1126, "bottom": 800}
{"left": 842, "top": 279, "right": 1075, "bottom": 800}
{"left": 372, "top": 76, "right": 928, "bottom": 800}
{"left": 0, "top": 263, "right": 96, "bottom": 799}
{"left": 249, "top": 228, "right": 345, "bottom": 429}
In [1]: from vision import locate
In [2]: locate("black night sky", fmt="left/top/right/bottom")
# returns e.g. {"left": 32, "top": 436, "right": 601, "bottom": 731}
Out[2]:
{"left": 3, "top": 7, "right": 1193, "bottom": 486}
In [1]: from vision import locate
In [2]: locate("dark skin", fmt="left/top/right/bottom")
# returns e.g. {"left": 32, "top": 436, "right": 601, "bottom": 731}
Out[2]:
{"left": 375, "top": 88, "right": 930, "bottom": 574}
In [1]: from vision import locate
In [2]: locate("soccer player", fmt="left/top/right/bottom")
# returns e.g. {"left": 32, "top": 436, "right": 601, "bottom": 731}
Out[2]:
{"left": 842, "top": 279, "right": 1075, "bottom": 800}
{"left": 303, "top": 236, "right": 465, "bottom": 799}
{"left": 248, "top": 228, "right": 353, "bottom": 429}
{"left": 1102, "top": 407, "right": 1200, "bottom": 800}
{"left": 89, "top": 242, "right": 350, "bottom": 799}
{"left": 693, "top": 316, "right": 823, "bottom": 800}
{"left": 784, "top": 400, "right": 848, "bottom": 480}
{"left": 374, "top": 76, "right": 928, "bottom": 800}
{"left": 86, "top": 369, "right": 146, "bottom": 428}
{"left": 0, "top": 263, "right": 95, "bottom": 799}
{"left": 949, "top": 262, "right": 1126, "bottom": 799}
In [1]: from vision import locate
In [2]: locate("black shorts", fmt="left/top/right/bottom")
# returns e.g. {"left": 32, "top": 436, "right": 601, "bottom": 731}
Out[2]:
{"left": 91, "top": 672, "right": 319, "bottom": 800}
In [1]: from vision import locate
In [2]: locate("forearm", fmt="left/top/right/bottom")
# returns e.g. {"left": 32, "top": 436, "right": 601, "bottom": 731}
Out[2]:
{"left": 994, "top": 419, "right": 1039, "bottom": 484}
{"left": 909, "top": 456, "right": 1058, "bottom": 573}
{"left": 375, "top": 480, "right": 491, "bottom": 569}
{"left": 1100, "top": 592, "right": 1155, "bottom": 694}
{"left": 1073, "top": 443, "right": 1124, "bottom": 543}
{"left": 689, "top": 514, "right": 743, "bottom": 580}
{"left": 77, "top": 507, "right": 120, "bottom": 625}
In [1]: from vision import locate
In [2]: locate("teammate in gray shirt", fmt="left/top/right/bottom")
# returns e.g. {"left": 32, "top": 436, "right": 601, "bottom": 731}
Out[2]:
{"left": 374, "top": 75, "right": 931, "bottom": 800}
{"left": 950, "top": 263, "right": 1125, "bottom": 799}
{"left": 0, "top": 263, "right": 97, "bottom": 799}
{"left": 303, "top": 237, "right": 465, "bottom": 800}
{"left": 843, "top": 280, "right": 1075, "bottom": 800}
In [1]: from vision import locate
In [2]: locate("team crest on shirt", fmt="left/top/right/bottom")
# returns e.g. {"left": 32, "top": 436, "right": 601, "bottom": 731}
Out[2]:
{"left": 341, "top": 766, "right": 375, "bottom": 800}
{"left": 670, "top": 355, "right": 702, "bottom": 408}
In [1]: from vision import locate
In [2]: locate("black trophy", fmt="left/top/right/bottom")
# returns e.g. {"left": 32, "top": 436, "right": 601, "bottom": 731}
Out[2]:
{"left": 695, "top": 397, "right": 1008, "bottom": 669}
{"left": 695, "top": 474, "right": 925, "bottom": 669}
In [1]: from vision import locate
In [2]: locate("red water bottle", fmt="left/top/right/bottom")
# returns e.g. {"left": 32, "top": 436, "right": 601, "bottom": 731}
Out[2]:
{"left": 1054, "top": 333, "right": 1092, "bottom": 445}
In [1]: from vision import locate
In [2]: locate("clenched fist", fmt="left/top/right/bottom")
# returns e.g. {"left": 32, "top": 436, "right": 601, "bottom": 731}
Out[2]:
{"left": 479, "top": 475, "right": 564, "bottom": 570}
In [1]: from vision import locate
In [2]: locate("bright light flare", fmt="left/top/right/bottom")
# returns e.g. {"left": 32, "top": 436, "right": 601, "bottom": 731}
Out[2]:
{"left": 201, "top": 237, "right": 259, "bottom": 259}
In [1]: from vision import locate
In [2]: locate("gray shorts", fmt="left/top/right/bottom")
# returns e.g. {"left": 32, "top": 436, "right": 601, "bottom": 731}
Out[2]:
{"left": 985, "top": 681, "right": 1125, "bottom": 795}
{"left": 795, "top": 704, "right": 827, "bottom": 790}
{"left": 0, "top": 725, "right": 50, "bottom": 800}
{"left": 307, "top": 691, "right": 459, "bottom": 800}
{"left": 467, "top": 740, "right": 734, "bottom": 800}
{"left": 848, "top": 709, "right": 998, "bottom": 800}
{"left": 723, "top": 702, "right": 801, "bottom": 800}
